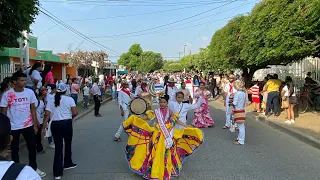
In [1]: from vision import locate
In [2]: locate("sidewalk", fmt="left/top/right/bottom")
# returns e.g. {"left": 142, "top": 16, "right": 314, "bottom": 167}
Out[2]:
{"left": 211, "top": 96, "right": 320, "bottom": 149}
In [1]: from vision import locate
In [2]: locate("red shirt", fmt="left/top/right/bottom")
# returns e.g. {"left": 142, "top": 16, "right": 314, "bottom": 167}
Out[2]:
{"left": 185, "top": 80, "right": 192, "bottom": 84}
{"left": 250, "top": 85, "right": 260, "bottom": 99}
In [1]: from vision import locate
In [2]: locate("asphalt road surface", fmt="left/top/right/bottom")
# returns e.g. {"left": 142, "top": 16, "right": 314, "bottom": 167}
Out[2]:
{"left": 20, "top": 100, "right": 320, "bottom": 180}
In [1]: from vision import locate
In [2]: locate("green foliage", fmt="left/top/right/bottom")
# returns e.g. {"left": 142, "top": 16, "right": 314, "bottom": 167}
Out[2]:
{"left": 117, "top": 44, "right": 164, "bottom": 73}
{"left": 0, "top": 0, "right": 39, "bottom": 48}
{"left": 180, "top": 48, "right": 213, "bottom": 73}
{"left": 163, "top": 60, "right": 183, "bottom": 72}
{"left": 206, "top": 0, "right": 320, "bottom": 86}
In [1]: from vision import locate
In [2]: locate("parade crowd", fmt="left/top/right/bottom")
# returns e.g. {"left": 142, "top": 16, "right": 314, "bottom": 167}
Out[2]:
{"left": 0, "top": 62, "right": 319, "bottom": 180}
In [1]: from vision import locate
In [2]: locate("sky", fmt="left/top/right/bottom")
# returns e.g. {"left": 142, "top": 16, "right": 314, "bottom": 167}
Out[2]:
{"left": 31, "top": 0, "right": 260, "bottom": 62}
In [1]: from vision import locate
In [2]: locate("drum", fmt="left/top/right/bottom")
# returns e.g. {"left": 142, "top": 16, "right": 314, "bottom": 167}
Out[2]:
{"left": 129, "top": 98, "right": 148, "bottom": 115}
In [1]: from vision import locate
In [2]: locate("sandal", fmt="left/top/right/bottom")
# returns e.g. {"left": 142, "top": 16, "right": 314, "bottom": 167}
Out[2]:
{"left": 113, "top": 137, "right": 121, "bottom": 142}
{"left": 233, "top": 141, "right": 242, "bottom": 145}
{"left": 222, "top": 126, "right": 229, "bottom": 129}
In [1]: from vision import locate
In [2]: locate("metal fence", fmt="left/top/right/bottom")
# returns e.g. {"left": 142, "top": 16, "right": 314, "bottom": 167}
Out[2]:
{"left": 0, "top": 64, "right": 14, "bottom": 82}
{"left": 254, "top": 57, "right": 320, "bottom": 90}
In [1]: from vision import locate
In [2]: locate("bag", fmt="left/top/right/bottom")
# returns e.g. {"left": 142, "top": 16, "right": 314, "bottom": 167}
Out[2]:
{"left": 233, "top": 109, "right": 246, "bottom": 124}
{"left": 45, "top": 120, "right": 52, "bottom": 138}
{"left": 2, "top": 163, "right": 26, "bottom": 180}
{"left": 281, "top": 97, "right": 289, "bottom": 109}
{"left": 232, "top": 93, "right": 247, "bottom": 124}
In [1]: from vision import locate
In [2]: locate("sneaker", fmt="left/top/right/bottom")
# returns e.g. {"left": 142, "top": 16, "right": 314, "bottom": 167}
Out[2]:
{"left": 291, "top": 119, "right": 295, "bottom": 124}
{"left": 285, "top": 120, "right": 292, "bottom": 124}
{"left": 36, "top": 168, "right": 46, "bottom": 177}
{"left": 55, "top": 176, "right": 62, "bottom": 180}
{"left": 95, "top": 114, "right": 102, "bottom": 117}
{"left": 48, "top": 143, "right": 55, "bottom": 149}
{"left": 64, "top": 164, "right": 77, "bottom": 170}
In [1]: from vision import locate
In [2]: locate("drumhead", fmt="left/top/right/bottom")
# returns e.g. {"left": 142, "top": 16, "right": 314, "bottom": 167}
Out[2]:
{"left": 130, "top": 98, "right": 147, "bottom": 115}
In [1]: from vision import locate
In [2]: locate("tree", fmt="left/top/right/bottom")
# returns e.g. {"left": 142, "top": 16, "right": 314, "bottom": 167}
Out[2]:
{"left": 0, "top": 0, "right": 39, "bottom": 48}
{"left": 163, "top": 61, "right": 183, "bottom": 72}
{"left": 118, "top": 44, "right": 164, "bottom": 72}
{"left": 207, "top": 0, "right": 320, "bottom": 87}
{"left": 138, "top": 51, "right": 164, "bottom": 73}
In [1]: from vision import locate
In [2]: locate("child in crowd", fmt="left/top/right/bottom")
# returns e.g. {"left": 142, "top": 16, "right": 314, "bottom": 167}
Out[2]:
{"left": 0, "top": 81, "right": 10, "bottom": 102}
{"left": 35, "top": 89, "right": 47, "bottom": 153}
{"left": 83, "top": 82, "right": 90, "bottom": 109}
{"left": 248, "top": 82, "right": 261, "bottom": 112}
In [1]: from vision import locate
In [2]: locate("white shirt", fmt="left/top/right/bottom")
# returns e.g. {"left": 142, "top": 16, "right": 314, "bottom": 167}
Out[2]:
{"left": 25, "top": 69, "right": 42, "bottom": 88}
{"left": 0, "top": 161, "right": 41, "bottom": 180}
{"left": 46, "top": 95, "right": 76, "bottom": 121}
{"left": 118, "top": 90, "right": 132, "bottom": 110}
{"left": 35, "top": 99, "right": 45, "bottom": 124}
{"left": 233, "top": 91, "right": 249, "bottom": 110}
{"left": 282, "top": 85, "right": 296, "bottom": 97}
{"left": 0, "top": 88, "right": 37, "bottom": 130}
{"left": 134, "top": 86, "right": 146, "bottom": 98}
{"left": 164, "top": 85, "right": 179, "bottom": 102}
{"left": 45, "top": 93, "right": 55, "bottom": 105}
{"left": 168, "top": 97, "right": 202, "bottom": 129}
{"left": 83, "top": 86, "right": 90, "bottom": 96}
{"left": 224, "top": 82, "right": 237, "bottom": 96}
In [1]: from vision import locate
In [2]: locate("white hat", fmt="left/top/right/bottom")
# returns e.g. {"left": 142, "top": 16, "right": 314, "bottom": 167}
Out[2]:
{"left": 57, "top": 83, "right": 68, "bottom": 92}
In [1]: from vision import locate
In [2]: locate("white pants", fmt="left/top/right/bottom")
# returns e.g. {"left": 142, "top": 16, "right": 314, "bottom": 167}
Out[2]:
{"left": 115, "top": 110, "right": 130, "bottom": 138}
{"left": 225, "top": 96, "right": 233, "bottom": 127}
{"left": 237, "top": 123, "right": 245, "bottom": 145}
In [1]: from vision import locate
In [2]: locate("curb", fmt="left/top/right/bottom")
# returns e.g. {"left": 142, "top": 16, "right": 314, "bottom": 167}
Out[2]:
{"left": 213, "top": 98, "right": 320, "bottom": 150}
{"left": 250, "top": 113, "right": 320, "bottom": 150}
{"left": 73, "top": 97, "right": 112, "bottom": 121}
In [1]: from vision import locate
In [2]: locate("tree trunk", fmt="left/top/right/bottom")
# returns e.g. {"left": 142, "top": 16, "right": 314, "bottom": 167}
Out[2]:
{"left": 242, "top": 68, "right": 257, "bottom": 88}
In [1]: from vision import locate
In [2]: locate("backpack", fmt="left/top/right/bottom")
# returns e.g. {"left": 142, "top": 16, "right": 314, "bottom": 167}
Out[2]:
{"left": 2, "top": 163, "right": 26, "bottom": 180}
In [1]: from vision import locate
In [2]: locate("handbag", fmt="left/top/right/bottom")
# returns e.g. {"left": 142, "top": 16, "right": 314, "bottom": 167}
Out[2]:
{"left": 45, "top": 120, "right": 52, "bottom": 138}
{"left": 232, "top": 93, "right": 247, "bottom": 124}
{"left": 281, "top": 97, "right": 289, "bottom": 109}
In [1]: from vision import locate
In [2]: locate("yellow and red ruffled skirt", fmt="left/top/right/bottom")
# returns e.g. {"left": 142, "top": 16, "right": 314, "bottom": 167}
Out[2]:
{"left": 122, "top": 115, "right": 204, "bottom": 180}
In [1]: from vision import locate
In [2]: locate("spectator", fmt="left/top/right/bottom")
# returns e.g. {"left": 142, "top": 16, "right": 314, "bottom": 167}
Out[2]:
{"left": 263, "top": 74, "right": 282, "bottom": 117}
{"left": 42, "top": 83, "right": 78, "bottom": 179}
{"left": 0, "top": 112, "right": 41, "bottom": 179}
{"left": 0, "top": 71, "right": 46, "bottom": 177}
{"left": 25, "top": 62, "right": 42, "bottom": 93}
{"left": 42, "top": 64, "right": 54, "bottom": 89}
{"left": 282, "top": 76, "right": 297, "bottom": 124}
{"left": 70, "top": 78, "right": 80, "bottom": 105}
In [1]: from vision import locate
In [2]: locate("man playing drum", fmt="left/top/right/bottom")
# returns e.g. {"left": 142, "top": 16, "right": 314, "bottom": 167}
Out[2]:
{"left": 135, "top": 78, "right": 152, "bottom": 110}
{"left": 114, "top": 81, "right": 132, "bottom": 142}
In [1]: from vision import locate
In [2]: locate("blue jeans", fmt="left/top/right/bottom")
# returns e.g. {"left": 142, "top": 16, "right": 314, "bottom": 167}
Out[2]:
{"left": 100, "top": 88, "right": 104, "bottom": 101}
{"left": 266, "top": 91, "right": 280, "bottom": 116}
{"left": 71, "top": 94, "right": 78, "bottom": 105}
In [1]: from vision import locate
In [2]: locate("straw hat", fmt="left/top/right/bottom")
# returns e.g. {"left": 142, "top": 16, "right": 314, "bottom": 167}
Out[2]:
{"left": 168, "top": 78, "right": 176, "bottom": 83}
{"left": 234, "top": 80, "right": 246, "bottom": 91}
{"left": 229, "top": 74, "right": 236, "bottom": 80}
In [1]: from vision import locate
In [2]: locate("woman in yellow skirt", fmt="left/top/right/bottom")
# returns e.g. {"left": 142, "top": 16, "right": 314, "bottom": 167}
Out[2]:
{"left": 122, "top": 95, "right": 204, "bottom": 180}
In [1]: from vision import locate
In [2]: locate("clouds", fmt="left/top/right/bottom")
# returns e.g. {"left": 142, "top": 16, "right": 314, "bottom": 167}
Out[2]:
{"left": 202, "top": 36, "right": 209, "bottom": 41}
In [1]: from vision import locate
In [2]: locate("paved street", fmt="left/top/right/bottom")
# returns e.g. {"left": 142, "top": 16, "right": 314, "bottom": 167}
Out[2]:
{"left": 20, "top": 100, "right": 320, "bottom": 180}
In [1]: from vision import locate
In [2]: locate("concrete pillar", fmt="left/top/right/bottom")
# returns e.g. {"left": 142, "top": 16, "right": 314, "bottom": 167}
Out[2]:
{"left": 62, "top": 65, "right": 66, "bottom": 82}
{"left": 22, "top": 31, "right": 29, "bottom": 67}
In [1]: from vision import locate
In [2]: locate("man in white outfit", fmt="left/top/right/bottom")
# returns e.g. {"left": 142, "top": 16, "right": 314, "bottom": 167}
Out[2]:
{"left": 114, "top": 81, "right": 132, "bottom": 142}
{"left": 163, "top": 78, "right": 179, "bottom": 103}
{"left": 223, "top": 75, "right": 237, "bottom": 129}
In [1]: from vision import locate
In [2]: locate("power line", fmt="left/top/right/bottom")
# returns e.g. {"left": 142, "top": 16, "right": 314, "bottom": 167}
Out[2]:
{"left": 38, "top": 6, "right": 120, "bottom": 55}
{"left": 42, "top": 0, "right": 238, "bottom": 6}
{"left": 66, "top": 1, "right": 233, "bottom": 22}
{"left": 89, "top": 0, "right": 241, "bottom": 38}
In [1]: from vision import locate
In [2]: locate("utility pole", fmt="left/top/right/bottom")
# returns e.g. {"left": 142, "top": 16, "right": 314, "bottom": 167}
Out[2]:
{"left": 178, "top": 52, "right": 183, "bottom": 60}
{"left": 183, "top": 45, "right": 186, "bottom": 57}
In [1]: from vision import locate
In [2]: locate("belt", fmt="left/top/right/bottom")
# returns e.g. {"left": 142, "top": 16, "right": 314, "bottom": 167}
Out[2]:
{"left": 52, "top": 119, "right": 72, "bottom": 122}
